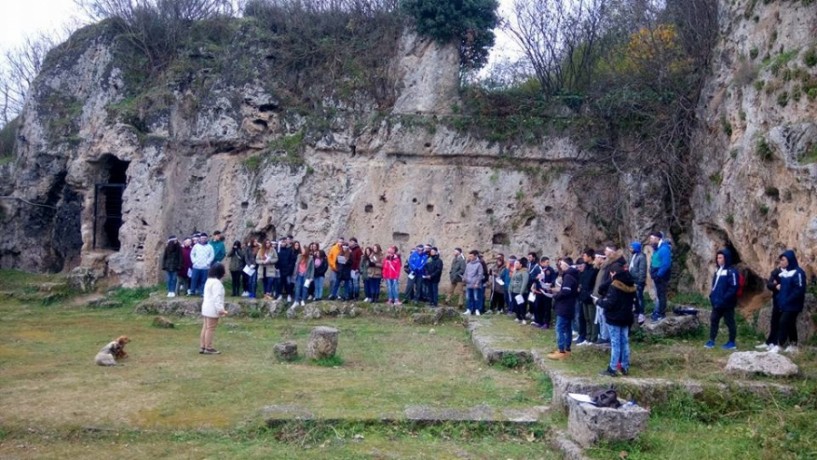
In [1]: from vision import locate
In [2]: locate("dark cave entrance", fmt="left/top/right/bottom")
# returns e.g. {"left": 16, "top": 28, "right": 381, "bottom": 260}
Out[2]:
{"left": 93, "top": 155, "right": 129, "bottom": 250}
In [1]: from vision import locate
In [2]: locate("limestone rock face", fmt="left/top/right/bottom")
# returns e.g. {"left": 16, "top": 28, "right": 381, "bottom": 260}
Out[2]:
{"left": 642, "top": 315, "right": 701, "bottom": 338}
{"left": 686, "top": 0, "right": 817, "bottom": 294}
{"left": 725, "top": 351, "right": 799, "bottom": 377}
{"left": 306, "top": 326, "right": 339, "bottom": 360}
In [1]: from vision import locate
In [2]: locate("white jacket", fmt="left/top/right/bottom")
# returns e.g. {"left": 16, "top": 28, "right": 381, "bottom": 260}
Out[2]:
{"left": 201, "top": 278, "right": 225, "bottom": 318}
{"left": 191, "top": 243, "right": 215, "bottom": 269}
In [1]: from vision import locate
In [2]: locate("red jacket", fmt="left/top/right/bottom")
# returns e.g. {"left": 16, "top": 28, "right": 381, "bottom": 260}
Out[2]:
{"left": 178, "top": 246, "right": 193, "bottom": 277}
{"left": 382, "top": 255, "right": 402, "bottom": 280}
{"left": 350, "top": 245, "right": 363, "bottom": 271}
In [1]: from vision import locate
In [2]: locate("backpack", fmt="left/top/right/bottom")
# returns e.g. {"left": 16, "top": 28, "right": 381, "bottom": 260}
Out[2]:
{"left": 590, "top": 389, "right": 621, "bottom": 408}
{"left": 737, "top": 271, "right": 746, "bottom": 298}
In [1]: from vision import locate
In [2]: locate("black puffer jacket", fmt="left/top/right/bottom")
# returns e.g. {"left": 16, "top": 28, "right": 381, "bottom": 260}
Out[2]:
{"left": 599, "top": 270, "right": 636, "bottom": 327}
{"left": 553, "top": 268, "right": 580, "bottom": 318}
{"left": 425, "top": 255, "right": 444, "bottom": 283}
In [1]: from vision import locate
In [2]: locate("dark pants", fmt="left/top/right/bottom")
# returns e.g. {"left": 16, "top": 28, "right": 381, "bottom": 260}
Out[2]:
{"left": 405, "top": 276, "right": 424, "bottom": 301}
{"left": 513, "top": 292, "right": 526, "bottom": 321}
{"left": 709, "top": 307, "right": 736, "bottom": 343}
{"left": 634, "top": 282, "right": 646, "bottom": 315}
{"left": 427, "top": 282, "right": 439, "bottom": 306}
{"left": 533, "top": 294, "right": 552, "bottom": 327}
{"left": 778, "top": 311, "right": 800, "bottom": 346}
{"left": 653, "top": 276, "right": 669, "bottom": 318}
{"left": 490, "top": 291, "right": 506, "bottom": 312}
{"left": 766, "top": 306, "right": 782, "bottom": 345}
{"left": 230, "top": 271, "right": 242, "bottom": 296}
{"left": 576, "top": 299, "right": 587, "bottom": 341}
{"left": 191, "top": 268, "right": 209, "bottom": 295}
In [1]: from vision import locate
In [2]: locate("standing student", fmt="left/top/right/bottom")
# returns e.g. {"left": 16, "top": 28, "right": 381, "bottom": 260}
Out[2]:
{"left": 464, "top": 250, "right": 485, "bottom": 315}
{"left": 629, "top": 241, "right": 648, "bottom": 325}
{"left": 531, "top": 257, "right": 557, "bottom": 328}
{"left": 774, "top": 250, "right": 806, "bottom": 353}
{"left": 162, "top": 236, "right": 182, "bottom": 297}
{"left": 510, "top": 258, "right": 530, "bottom": 324}
{"left": 292, "top": 244, "right": 314, "bottom": 307}
{"left": 365, "top": 245, "right": 384, "bottom": 303}
{"left": 448, "top": 248, "right": 466, "bottom": 307}
{"left": 327, "top": 237, "right": 345, "bottom": 300}
{"left": 312, "top": 249, "right": 329, "bottom": 301}
{"left": 199, "top": 263, "right": 228, "bottom": 355}
{"left": 178, "top": 237, "right": 193, "bottom": 296}
{"left": 547, "top": 258, "right": 579, "bottom": 360}
{"left": 705, "top": 249, "right": 739, "bottom": 350}
{"left": 488, "top": 255, "right": 507, "bottom": 314}
{"left": 649, "top": 231, "right": 672, "bottom": 321}
{"left": 257, "top": 240, "right": 279, "bottom": 300}
{"left": 598, "top": 264, "right": 636, "bottom": 376}
{"left": 210, "top": 230, "right": 226, "bottom": 264}
{"left": 190, "top": 233, "right": 215, "bottom": 296}
{"left": 758, "top": 263, "right": 783, "bottom": 351}
{"left": 382, "top": 246, "right": 402, "bottom": 305}
{"left": 244, "top": 238, "right": 260, "bottom": 298}
{"left": 423, "top": 247, "right": 444, "bottom": 307}
{"left": 227, "top": 241, "right": 245, "bottom": 297}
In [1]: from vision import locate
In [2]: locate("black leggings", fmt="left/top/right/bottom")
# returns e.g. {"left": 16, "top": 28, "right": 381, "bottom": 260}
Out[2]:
{"left": 230, "top": 271, "right": 242, "bottom": 296}
{"left": 778, "top": 311, "right": 800, "bottom": 347}
{"left": 490, "top": 291, "right": 506, "bottom": 311}
{"left": 533, "top": 294, "right": 552, "bottom": 326}
{"left": 766, "top": 306, "right": 781, "bottom": 345}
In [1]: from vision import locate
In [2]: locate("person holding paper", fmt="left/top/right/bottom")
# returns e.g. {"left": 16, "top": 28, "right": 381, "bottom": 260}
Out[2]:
{"left": 312, "top": 249, "right": 328, "bottom": 301}
{"left": 531, "top": 256, "right": 557, "bottom": 328}
{"left": 256, "top": 240, "right": 279, "bottom": 300}
{"left": 547, "top": 258, "right": 579, "bottom": 360}
{"left": 463, "top": 250, "right": 485, "bottom": 315}
{"left": 448, "top": 248, "right": 466, "bottom": 308}
{"left": 510, "top": 258, "right": 530, "bottom": 324}
{"left": 292, "top": 244, "right": 314, "bottom": 308}
{"left": 423, "top": 247, "right": 444, "bottom": 307}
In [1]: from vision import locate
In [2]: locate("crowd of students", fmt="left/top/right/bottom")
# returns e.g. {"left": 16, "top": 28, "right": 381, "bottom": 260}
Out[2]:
{"left": 162, "top": 230, "right": 807, "bottom": 372}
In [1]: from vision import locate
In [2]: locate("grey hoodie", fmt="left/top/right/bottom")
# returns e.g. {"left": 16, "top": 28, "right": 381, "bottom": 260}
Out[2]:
{"left": 463, "top": 259, "right": 484, "bottom": 288}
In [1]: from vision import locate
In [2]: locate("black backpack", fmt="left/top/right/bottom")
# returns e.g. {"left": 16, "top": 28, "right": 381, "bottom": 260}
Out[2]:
{"left": 590, "top": 389, "right": 621, "bottom": 408}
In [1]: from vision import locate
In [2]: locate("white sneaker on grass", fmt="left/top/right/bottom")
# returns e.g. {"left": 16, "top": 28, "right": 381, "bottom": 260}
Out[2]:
{"left": 475, "top": 311, "right": 481, "bottom": 316}
{"left": 768, "top": 345, "right": 781, "bottom": 353}
{"left": 784, "top": 345, "right": 799, "bottom": 354}
{"left": 755, "top": 343, "right": 770, "bottom": 350}
{"left": 300, "top": 300, "right": 305, "bottom": 307}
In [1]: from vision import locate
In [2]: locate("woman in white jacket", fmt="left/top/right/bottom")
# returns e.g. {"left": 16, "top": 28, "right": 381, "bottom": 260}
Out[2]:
{"left": 200, "top": 263, "right": 228, "bottom": 354}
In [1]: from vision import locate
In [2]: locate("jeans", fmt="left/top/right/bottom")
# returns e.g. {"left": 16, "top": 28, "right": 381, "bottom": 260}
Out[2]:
{"left": 597, "top": 307, "right": 609, "bottom": 340}
{"left": 341, "top": 279, "right": 353, "bottom": 300}
{"left": 386, "top": 279, "right": 399, "bottom": 301}
{"left": 330, "top": 271, "right": 341, "bottom": 298}
{"left": 351, "top": 271, "right": 361, "bottom": 299}
{"left": 191, "top": 268, "right": 209, "bottom": 295}
{"left": 293, "top": 274, "right": 307, "bottom": 302}
{"left": 466, "top": 287, "right": 482, "bottom": 313}
{"left": 476, "top": 284, "right": 485, "bottom": 311}
{"left": 709, "top": 307, "right": 736, "bottom": 343}
{"left": 166, "top": 270, "right": 177, "bottom": 293}
{"left": 556, "top": 315, "right": 572, "bottom": 352}
{"left": 607, "top": 323, "right": 630, "bottom": 371}
{"left": 248, "top": 272, "right": 258, "bottom": 298}
{"left": 313, "top": 276, "right": 325, "bottom": 300}
{"left": 634, "top": 282, "right": 646, "bottom": 315}
{"left": 427, "top": 282, "right": 439, "bottom": 306}
{"left": 365, "top": 278, "right": 381, "bottom": 302}
{"left": 653, "top": 276, "right": 669, "bottom": 318}
{"left": 262, "top": 277, "right": 275, "bottom": 296}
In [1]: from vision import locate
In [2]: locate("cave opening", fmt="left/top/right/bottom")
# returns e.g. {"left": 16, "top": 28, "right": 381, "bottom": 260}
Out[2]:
{"left": 93, "top": 155, "right": 130, "bottom": 251}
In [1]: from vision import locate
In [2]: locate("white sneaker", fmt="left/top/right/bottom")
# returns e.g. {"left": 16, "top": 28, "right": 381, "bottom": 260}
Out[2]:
{"left": 768, "top": 345, "right": 781, "bottom": 353}
{"left": 167, "top": 292, "right": 173, "bottom": 298}
{"left": 755, "top": 343, "right": 770, "bottom": 350}
{"left": 637, "top": 314, "right": 645, "bottom": 325}
{"left": 300, "top": 300, "right": 305, "bottom": 307}
{"left": 241, "top": 291, "right": 250, "bottom": 297}
{"left": 515, "top": 318, "right": 521, "bottom": 323}
{"left": 364, "top": 298, "right": 371, "bottom": 303}
{"left": 292, "top": 302, "right": 299, "bottom": 309}
{"left": 464, "top": 310, "right": 472, "bottom": 316}
{"left": 187, "top": 289, "right": 192, "bottom": 295}
{"left": 475, "top": 311, "right": 481, "bottom": 316}
{"left": 521, "top": 320, "right": 527, "bottom": 325}
{"left": 784, "top": 345, "right": 799, "bottom": 354}
{"left": 276, "top": 296, "right": 282, "bottom": 301}
{"left": 308, "top": 296, "right": 313, "bottom": 301}
{"left": 287, "top": 295, "right": 292, "bottom": 302}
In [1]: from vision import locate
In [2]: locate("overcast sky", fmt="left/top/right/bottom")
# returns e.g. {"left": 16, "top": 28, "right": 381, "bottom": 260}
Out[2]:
{"left": 0, "top": 0, "right": 521, "bottom": 69}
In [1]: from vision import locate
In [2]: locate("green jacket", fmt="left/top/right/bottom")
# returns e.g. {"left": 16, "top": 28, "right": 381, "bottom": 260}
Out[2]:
{"left": 210, "top": 240, "right": 226, "bottom": 263}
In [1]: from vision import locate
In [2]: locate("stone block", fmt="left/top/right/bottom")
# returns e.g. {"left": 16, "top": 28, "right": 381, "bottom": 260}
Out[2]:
{"left": 273, "top": 341, "right": 298, "bottom": 362}
{"left": 726, "top": 351, "right": 799, "bottom": 377}
{"left": 643, "top": 314, "right": 700, "bottom": 338}
{"left": 306, "top": 326, "right": 339, "bottom": 359}
{"left": 567, "top": 398, "right": 649, "bottom": 448}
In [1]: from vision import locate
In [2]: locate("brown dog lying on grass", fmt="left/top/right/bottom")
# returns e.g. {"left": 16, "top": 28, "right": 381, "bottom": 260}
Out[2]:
{"left": 95, "top": 336, "right": 130, "bottom": 366}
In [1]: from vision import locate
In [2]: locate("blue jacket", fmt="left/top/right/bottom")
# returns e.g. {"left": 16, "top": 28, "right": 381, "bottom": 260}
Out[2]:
{"left": 709, "top": 249, "right": 739, "bottom": 310}
{"left": 409, "top": 251, "right": 427, "bottom": 276}
{"left": 650, "top": 239, "right": 672, "bottom": 280}
{"left": 778, "top": 250, "right": 806, "bottom": 312}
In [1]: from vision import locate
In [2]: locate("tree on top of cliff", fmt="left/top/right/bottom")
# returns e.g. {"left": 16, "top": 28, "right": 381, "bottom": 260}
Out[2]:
{"left": 74, "top": 0, "right": 236, "bottom": 73}
{"left": 400, "top": 0, "right": 499, "bottom": 74}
